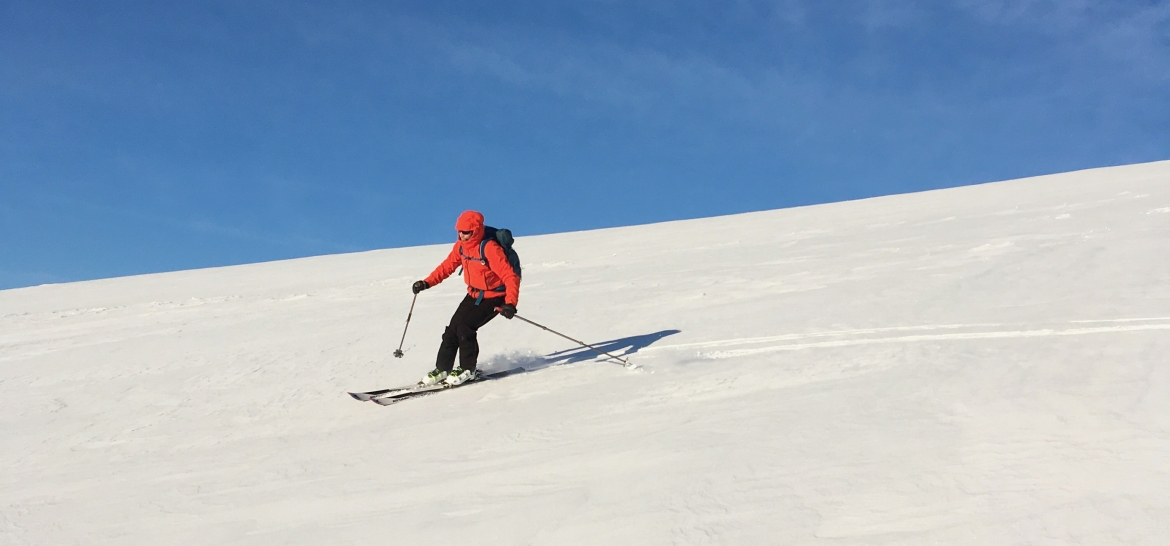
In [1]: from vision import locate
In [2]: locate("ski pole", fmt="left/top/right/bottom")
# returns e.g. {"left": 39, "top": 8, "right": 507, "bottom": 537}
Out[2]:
{"left": 392, "top": 293, "right": 418, "bottom": 358}
{"left": 511, "top": 313, "right": 631, "bottom": 366}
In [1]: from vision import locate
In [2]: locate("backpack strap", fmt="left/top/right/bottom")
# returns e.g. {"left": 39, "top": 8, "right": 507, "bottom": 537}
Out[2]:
{"left": 472, "top": 285, "right": 507, "bottom": 305}
{"left": 457, "top": 238, "right": 492, "bottom": 266}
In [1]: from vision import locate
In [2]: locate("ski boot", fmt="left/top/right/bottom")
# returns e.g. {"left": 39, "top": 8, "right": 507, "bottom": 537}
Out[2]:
{"left": 444, "top": 367, "right": 479, "bottom": 386}
{"left": 419, "top": 368, "right": 448, "bottom": 387}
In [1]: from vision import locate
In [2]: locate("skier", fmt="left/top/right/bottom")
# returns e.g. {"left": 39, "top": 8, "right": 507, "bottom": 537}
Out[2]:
{"left": 411, "top": 210, "right": 520, "bottom": 386}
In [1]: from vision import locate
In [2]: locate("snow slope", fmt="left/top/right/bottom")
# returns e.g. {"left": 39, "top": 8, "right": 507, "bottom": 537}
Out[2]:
{"left": 3, "top": 161, "right": 1169, "bottom": 545}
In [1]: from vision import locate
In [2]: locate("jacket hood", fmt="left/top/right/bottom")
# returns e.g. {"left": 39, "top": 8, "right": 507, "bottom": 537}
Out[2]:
{"left": 455, "top": 210, "right": 486, "bottom": 249}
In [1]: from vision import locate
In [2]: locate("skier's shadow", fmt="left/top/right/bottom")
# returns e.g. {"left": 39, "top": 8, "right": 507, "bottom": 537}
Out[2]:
{"left": 543, "top": 329, "right": 681, "bottom": 366}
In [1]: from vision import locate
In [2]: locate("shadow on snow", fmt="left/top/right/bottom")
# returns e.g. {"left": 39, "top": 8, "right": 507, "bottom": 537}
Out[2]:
{"left": 484, "top": 329, "right": 680, "bottom": 373}
{"left": 544, "top": 329, "right": 681, "bottom": 365}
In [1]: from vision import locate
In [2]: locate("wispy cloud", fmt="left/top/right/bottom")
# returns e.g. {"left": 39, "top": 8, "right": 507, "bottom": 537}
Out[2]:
{"left": 416, "top": 1, "right": 1168, "bottom": 119}
{"left": 951, "top": 0, "right": 1170, "bottom": 80}
{"left": 858, "top": 0, "right": 930, "bottom": 32}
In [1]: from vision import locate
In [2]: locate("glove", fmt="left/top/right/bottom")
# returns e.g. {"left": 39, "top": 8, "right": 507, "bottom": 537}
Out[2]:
{"left": 411, "top": 280, "right": 429, "bottom": 294}
{"left": 498, "top": 304, "right": 516, "bottom": 319}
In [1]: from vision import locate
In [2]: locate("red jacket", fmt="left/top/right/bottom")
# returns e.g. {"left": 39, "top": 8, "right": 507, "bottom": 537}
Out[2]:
{"left": 424, "top": 211, "right": 520, "bottom": 306}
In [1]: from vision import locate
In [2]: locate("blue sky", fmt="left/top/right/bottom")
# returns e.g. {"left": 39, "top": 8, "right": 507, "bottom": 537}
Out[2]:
{"left": 2, "top": 0, "right": 1168, "bottom": 290}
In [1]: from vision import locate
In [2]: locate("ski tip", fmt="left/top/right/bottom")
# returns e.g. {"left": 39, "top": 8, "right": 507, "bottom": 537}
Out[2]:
{"left": 349, "top": 392, "right": 372, "bottom": 401}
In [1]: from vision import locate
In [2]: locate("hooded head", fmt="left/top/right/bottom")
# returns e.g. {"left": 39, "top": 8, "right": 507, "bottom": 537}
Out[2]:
{"left": 455, "top": 210, "right": 485, "bottom": 247}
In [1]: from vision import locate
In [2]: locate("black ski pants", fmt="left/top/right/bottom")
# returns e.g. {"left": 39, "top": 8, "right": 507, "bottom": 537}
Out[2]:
{"left": 435, "top": 294, "right": 503, "bottom": 372}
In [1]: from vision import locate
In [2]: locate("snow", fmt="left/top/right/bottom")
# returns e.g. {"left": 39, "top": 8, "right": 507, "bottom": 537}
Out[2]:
{"left": 3, "top": 161, "right": 1169, "bottom": 545}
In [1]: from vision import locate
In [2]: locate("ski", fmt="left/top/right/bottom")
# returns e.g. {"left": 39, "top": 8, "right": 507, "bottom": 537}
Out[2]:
{"left": 370, "top": 366, "right": 524, "bottom": 406}
{"left": 348, "top": 385, "right": 414, "bottom": 402}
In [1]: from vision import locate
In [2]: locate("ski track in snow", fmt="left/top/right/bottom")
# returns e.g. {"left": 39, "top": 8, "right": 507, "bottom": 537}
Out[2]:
{"left": 643, "top": 320, "right": 1170, "bottom": 359}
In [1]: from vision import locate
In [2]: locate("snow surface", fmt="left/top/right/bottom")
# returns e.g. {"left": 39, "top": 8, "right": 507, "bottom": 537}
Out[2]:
{"left": 3, "top": 161, "right": 1169, "bottom": 545}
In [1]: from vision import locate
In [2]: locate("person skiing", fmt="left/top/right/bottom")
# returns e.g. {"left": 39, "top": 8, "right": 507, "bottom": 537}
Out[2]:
{"left": 411, "top": 210, "right": 520, "bottom": 386}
